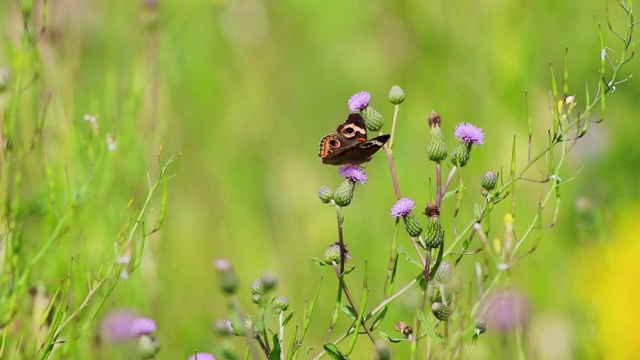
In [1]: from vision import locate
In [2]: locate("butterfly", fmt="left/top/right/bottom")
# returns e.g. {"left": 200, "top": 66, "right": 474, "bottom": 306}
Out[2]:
{"left": 318, "top": 113, "right": 390, "bottom": 165}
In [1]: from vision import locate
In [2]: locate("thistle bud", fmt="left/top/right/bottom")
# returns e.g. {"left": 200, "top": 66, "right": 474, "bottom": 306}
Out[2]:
{"left": 138, "top": 335, "right": 161, "bottom": 360}
{"left": 431, "top": 302, "right": 450, "bottom": 321}
{"left": 251, "top": 279, "right": 265, "bottom": 296}
{"left": 252, "top": 293, "right": 262, "bottom": 304}
{"left": 362, "top": 106, "right": 384, "bottom": 131}
{"left": 474, "top": 317, "right": 487, "bottom": 335}
{"left": 261, "top": 272, "right": 278, "bottom": 292}
{"left": 323, "top": 243, "right": 342, "bottom": 264}
{"left": 333, "top": 179, "right": 355, "bottom": 207}
{"left": 318, "top": 186, "right": 333, "bottom": 203}
{"left": 214, "top": 258, "right": 238, "bottom": 295}
{"left": 402, "top": 212, "right": 423, "bottom": 237}
{"left": 388, "top": 85, "right": 405, "bottom": 104}
{"left": 481, "top": 171, "right": 497, "bottom": 191}
{"left": 274, "top": 296, "right": 289, "bottom": 312}
{"left": 435, "top": 261, "right": 452, "bottom": 284}
{"left": 451, "top": 143, "right": 471, "bottom": 167}
{"left": 426, "top": 111, "right": 448, "bottom": 162}
{"left": 423, "top": 203, "right": 444, "bottom": 248}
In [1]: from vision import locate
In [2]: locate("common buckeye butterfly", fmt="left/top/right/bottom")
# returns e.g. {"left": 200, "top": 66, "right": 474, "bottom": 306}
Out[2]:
{"left": 318, "top": 113, "right": 390, "bottom": 165}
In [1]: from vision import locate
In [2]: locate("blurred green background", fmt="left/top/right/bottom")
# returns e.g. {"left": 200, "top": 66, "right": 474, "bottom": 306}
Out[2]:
{"left": 1, "top": 0, "right": 639, "bottom": 358}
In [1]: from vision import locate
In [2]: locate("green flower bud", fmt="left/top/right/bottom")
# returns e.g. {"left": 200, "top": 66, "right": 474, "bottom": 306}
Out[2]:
{"left": 214, "top": 258, "right": 238, "bottom": 295}
{"left": 388, "top": 85, "right": 405, "bottom": 104}
{"left": 323, "top": 243, "right": 341, "bottom": 264}
{"left": 474, "top": 317, "right": 487, "bottom": 335}
{"left": 424, "top": 220, "right": 444, "bottom": 248}
{"left": 274, "top": 296, "right": 289, "bottom": 312}
{"left": 138, "top": 335, "right": 161, "bottom": 360}
{"left": 213, "top": 319, "right": 234, "bottom": 337}
{"left": 252, "top": 293, "right": 262, "bottom": 304}
{"left": 251, "top": 279, "right": 265, "bottom": 295}
{"left": 426, "top": 112, "right": 448, "bottom": 162}
{"left": 451, "top": 143, "right": 471, "bottom": 167}
{"left": 318, "top": 186, "right": 334, "bottom": 203}
{"left": 333, "top": 179, "right": 355, "bottom": 207}
{"left": 361, "top": 106, "right": 384, "bottom": 131}
{"left": 261, "top": 272, "right": 278, "bottom": 292}
{"left": 435, "top": 261, "right": 452, "bottom": 284}
{"left": 402, "top": 212, "right": 423, "bottom": 237}
{"left": 431, "top": 302, "right": 450, "bottom": 321}
{"left": 481, "top": 171, "right": 497, "bottom": 191}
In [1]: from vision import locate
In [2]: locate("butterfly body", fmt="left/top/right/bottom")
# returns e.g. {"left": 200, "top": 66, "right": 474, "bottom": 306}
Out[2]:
{"left": 318, "top": 113, "right": 389, "bottom": 165}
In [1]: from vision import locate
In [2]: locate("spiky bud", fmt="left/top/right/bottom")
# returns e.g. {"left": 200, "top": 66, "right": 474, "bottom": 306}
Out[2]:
{"left": 251, "top": 279, "right": 265, "bottom": 296}
{"left": 435, "top": 261, "right": 452, "bottom": 284}
{"left": 402, "top": 212, "right": 423, "bottom": 237}
{"left": 426, "top": 112, "right": 448, "bottom": 162}
{"left": 481, "top": 171, "right": 497, "bottom": 191}
{"left": 318, "top": 186, "right": 333, "bottom": 203}
{"left": 323, "top": 243, "right": 342, "bottom": 264}
{"left": 251, "top": 293, "right": 262, "bottom": 304}
{"left": 274, "top": 296, "right": 289, "bottom": 312}
{"left": 431, "top": 302, "right": 450, "bottom": 321}
{"left": 423, "top": 203, "right": 444, "bottom": 248}
{"left": 362, "top": 106, "right": 384, "bottom": 131}
{"left": 474, "top": 318, "right": 487, "bottom": 335}
{"left": 451, "top": 143, "right": 471, "bottom": 167}
{"left": 214, "top": 258, "right": 238, "bottom": 295}
{"left": 138, "top": 335, "right": 161, "bottom": 360}
{"left": 388, "top": 85, "right": 405, "bottom": 104}
{"left": 213, "top": 319, "right": 234, "bottom": 337}
{"left": 261, "top": 272, "right": 278, "bottom": 292}
{"left": 333, "top": 179, "right": 355, "bottom": 207}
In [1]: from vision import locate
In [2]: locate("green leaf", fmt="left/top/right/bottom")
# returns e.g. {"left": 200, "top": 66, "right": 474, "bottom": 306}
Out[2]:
{"left": 282, "top": 310, "right": 296, "bottom": 326}
{"left": 341, "top": 305, "right": 356, "bottom": 320}
{"left": 323, "top": 343, "right": 349, "bottom": 360}
{"left": 269, "top": 333, "right": 281, "bottom": 360}
{"left": 416, "top": 310, "right": 430, "bottom": 330}
{"left": 442, "top": 189, "right": 458, "bottom": 201}
{"left": 310, "top": 257, "right": 326, "bottom": 266}
{"left": 370, "top": 306, "right": 387, "bottom": 330}
{"left": 343, "top": 265, "right": 356, "bottom": 275}
{"left": 379, "top": 331, "right": 407, "bottom": 343}
{"left": 397, "top": 246, "right": 422, "bottom": 269}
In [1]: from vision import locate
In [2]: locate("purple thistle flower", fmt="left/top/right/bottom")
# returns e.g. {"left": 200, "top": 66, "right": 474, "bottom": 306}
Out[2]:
{"left": 339, "top": 165, "right": 367, "bottom": 184}
{"left": 454, "top": 123, "right": 485, "bottom": 145}
{"left": 188, "top": 353, "right": 216, "bottom": 360}
{"left": 101, "top": 310, "right": 138, "bottom": 342}
{"left": 101, "top": 310, "right": 157, "bottom": 342}
{"left": 484, "top": 290, "right": 530, "bottom": 332}
{"left": 391, "top": 197, "right": 415, "bottom": 218}
{"left": 347, "top": 91, "right": 371, "bottom": 111}
{"left": 129, "top": 317, "right": 157, "bottom": 336}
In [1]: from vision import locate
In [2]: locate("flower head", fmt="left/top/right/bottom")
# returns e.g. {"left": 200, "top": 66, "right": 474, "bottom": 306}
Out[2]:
{"left": 454, "top": 123, "right": 485, "bottom": 145}
{"left": 129, "top": 317, "right": 157, "bottom": 336}
{"left": 101, "top": 310, "right": 157, "bottom": 342}
{"left": 391, "top": 197, "right": 415, "bottom": 218}
{"left": 339, "top": 165, "right": 367, "bottom": 185}
{"left": 188, "top": 353, "right": 216, "bottom": 360}
{"left": 347, "top": 91, "right": 371, "bottom": 111}
{"left": 484, "top": 290, "right": 530, "bottom": 332}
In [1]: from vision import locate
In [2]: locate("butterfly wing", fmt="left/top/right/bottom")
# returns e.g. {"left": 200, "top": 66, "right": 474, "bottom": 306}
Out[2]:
{"left": 320, "top": 134, "right": 390, "bottom": 165}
